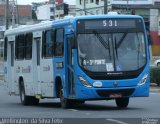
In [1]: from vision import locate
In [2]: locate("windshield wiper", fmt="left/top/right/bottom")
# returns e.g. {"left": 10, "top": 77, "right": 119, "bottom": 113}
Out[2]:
{"left": 114, "top": 37, "right": 118, "bottom": 60}
{"left": 136, "top": 32, "right": 140, "bottom": 68}
{"left": 108, "top": 36, "right": 111, "bottom": 60}
{"left": 93, "top": 31, "right": 111, "bottom": 59}
{"left": 117, "top": 32, "right": 128, "bottom": 48}
{"left": 93, "top": 31, "right": 109, "bottom": 49}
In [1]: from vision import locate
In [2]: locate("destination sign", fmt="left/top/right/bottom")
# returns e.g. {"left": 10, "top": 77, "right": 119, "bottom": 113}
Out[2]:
{"left": 76, "top": 18, "right": 143, "bottom": 33}
{"left": 85, "top": 19, "right": 136, "bottom": 29}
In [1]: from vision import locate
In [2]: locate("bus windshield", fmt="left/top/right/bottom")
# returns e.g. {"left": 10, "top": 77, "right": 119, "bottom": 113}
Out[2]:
{"left": 77, "top": 32, "right": 146, "bottom": 73}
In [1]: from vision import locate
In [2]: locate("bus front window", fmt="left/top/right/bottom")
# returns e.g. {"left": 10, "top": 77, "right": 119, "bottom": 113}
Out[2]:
{"left": 77, "top": 32, "right": 146, "bottom": 73}
{"left": 77, "top": 33, "right": 114, "bottom": 72}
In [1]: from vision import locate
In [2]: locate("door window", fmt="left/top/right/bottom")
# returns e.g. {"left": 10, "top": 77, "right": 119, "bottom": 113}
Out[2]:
{"left": 54, "top": 28, "right": 64, "bottom": 57}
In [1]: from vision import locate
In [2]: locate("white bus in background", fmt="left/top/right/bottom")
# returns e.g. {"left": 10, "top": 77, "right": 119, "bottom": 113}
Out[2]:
{"left": 4, "top": 21, "right": 54, "bottom": 105}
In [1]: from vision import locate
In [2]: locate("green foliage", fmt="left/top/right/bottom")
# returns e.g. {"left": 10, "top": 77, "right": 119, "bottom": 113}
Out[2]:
{"left": 150, "top": 67, "right": 160, "bottom": 86}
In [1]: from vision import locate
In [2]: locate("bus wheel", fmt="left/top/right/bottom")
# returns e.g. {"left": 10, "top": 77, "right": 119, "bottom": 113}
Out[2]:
{"left": 19, "top": 81, "right": 30, "bottom": 105}
{"left": 19, "top": 81, "right": 39, "bottom": 105}
{"left": 115, "top": 98, "right": 129, "bottom": 108}
{"left": 59, "top": 86, "right": 71, "bottom": 109}
{"left": 30, "top": 97, "right": 39, "bottom": 105}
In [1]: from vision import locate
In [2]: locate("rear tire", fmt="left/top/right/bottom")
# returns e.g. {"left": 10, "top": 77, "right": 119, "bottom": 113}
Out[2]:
{"left": 115, "top": 98, "right": 129, "bottom": 108}
{"left": 29, "top": 97, "right": 39, "bottom": 105}
{"left": 19, "top": 80, "right": 39, "bottom": 105}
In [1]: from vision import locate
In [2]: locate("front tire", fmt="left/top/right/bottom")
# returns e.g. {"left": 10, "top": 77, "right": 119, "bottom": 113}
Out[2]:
{"left": 115, "top": 98, "right": 129, "bottom": 108}
{"left": 59, "top": 86, "right": 72, "bottom": 109}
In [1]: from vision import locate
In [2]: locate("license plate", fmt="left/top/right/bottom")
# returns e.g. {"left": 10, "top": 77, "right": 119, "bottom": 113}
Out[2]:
{"left": 109, "top": 93, "right": 122, "bottom": 98}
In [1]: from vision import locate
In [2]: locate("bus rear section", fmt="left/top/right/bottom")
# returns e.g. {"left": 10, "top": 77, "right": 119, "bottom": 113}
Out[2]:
{"left": 62, "top": 16, "right": 150, "bottom": 108}
{"left": 4, "top": 22, "right": 55, "bottom": 105}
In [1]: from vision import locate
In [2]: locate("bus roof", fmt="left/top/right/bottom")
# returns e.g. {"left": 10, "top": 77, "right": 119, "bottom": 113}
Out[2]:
{"left": 74, "top": 14, "right": 143, "bottom": 20}
{"left": 5, "top": 14, "right": 143, "bottom": 36}
{"left": 5, "top": 21, "right": 53, "bottom": 36}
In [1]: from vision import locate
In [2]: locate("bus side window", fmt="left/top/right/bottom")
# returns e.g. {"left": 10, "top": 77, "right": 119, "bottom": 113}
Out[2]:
{"left": 42, "top": 30, "right": 54, "bottom": 58}
{"left": 54, "top": 28, "right": 64, "bottom": 57}
{"left": 4, "top": 37, "right": 8, "bottom": 61}
{"left": 51, "top": 29, "right": 55, "bottom": 42}
{"left": 15, "top": 35, "right": 18, "bottom": 60}
{"left": 25, "top": 33, "right": 33, "bottom": 60}
{"left": 15, "top": 34, "right": 25, "bottom": 60}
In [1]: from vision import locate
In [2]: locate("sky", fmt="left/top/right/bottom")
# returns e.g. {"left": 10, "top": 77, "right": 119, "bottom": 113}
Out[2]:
{"left": 17, "top": 0, "right": 76, "bottom": 5}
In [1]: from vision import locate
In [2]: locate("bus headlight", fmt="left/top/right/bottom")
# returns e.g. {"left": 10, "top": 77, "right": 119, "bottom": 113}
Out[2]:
{"left": 78, "top": 76, "right": 92, "bottom": 88}
{"left": 138, "top": 74, "right": 148, "bottom": 86}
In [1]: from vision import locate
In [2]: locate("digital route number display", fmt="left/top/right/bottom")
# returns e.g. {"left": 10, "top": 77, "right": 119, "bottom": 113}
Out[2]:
{"left": 85, "top": 19, "right": 136, "bottom": 29}
{"left": 76, "top": 18, "right": 143, "bottom": 33}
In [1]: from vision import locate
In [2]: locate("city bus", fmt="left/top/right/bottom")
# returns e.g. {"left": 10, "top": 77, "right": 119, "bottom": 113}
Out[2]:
{"left": 4, "top": 14, "right": 150, "bottom": 108}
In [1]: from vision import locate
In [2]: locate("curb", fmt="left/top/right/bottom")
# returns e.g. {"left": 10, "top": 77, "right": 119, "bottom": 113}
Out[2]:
{"left": 150, "top": 88, "right": 160, "bottom": 93}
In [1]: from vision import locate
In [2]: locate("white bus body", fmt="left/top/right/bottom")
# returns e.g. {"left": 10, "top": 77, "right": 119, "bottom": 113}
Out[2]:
{"left": 4, "top": 21, "right": 54, "bottom": 100}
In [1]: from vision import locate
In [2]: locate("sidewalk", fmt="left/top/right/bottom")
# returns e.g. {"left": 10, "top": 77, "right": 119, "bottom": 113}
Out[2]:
{"left": 150, "top": 83, "right": 160, "bottom": 93}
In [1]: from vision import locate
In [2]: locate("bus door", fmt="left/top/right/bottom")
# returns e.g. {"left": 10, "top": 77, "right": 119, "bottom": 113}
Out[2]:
{"left": 8, "top": 40, "right": 15, "bottom": 94}
{"left": 66, "top": 34, "right": 75, "bottom": 96}
{"left": 33, "top": 37, "right": 41, "bottom": 95}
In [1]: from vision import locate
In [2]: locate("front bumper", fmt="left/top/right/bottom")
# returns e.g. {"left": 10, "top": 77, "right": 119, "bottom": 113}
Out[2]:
{"left": 75, "top": 83, "right": 149, "bottom": 100}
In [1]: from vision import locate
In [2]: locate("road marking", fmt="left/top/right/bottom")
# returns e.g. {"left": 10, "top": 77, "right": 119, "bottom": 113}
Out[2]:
{"left": 106, "top": 119, "right": 128, "bottom": 124}
{"left": 85, "top": 113, "right": 90, "bottom": 115}
{"left": 150, "top": 93, "right": 156, "bottom": 94}
{"left": 68, "top": 109, "right": 78, "bottom": 112}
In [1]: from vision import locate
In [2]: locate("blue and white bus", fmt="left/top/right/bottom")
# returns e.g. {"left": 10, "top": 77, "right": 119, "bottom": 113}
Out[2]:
{"left": 4, "top": 14, "right": 150, "bottom": 108}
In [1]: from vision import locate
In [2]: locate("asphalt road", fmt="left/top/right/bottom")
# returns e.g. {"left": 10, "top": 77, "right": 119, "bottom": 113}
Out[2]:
{"left": 0, "top": 82, "right": 160, "bottom": 124}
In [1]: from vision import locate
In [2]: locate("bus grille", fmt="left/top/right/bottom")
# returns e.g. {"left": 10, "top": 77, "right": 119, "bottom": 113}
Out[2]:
{"left": 96, "top": 89, "right": 135, "bottom": 97}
